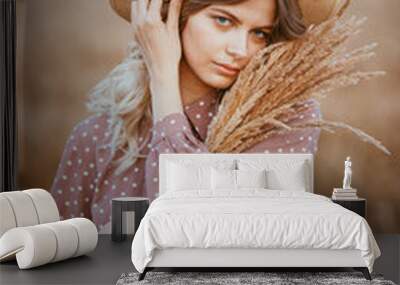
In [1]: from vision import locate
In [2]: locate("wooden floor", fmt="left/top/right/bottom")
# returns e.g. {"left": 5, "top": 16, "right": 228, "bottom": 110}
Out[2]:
{"left": 0, "top": 234, "right": 398, "bottom": 285}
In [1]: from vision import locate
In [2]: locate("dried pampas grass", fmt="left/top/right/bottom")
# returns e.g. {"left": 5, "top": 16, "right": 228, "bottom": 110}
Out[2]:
{"left": 205, "top": 13, "right": 390, "bottom": 156}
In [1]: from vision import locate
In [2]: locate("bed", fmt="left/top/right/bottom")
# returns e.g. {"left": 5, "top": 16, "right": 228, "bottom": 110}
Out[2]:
{"left": 130, "top": 153, "right": 381, "bottom": 281}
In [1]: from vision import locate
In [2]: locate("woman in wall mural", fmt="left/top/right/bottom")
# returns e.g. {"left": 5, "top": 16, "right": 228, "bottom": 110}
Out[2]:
{"left": 50, "top": 0, "right": 339, "bottom": 231}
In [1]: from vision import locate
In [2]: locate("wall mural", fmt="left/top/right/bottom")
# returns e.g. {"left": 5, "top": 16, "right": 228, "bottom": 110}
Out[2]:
{"left": 16, "top": 0, "right": 399, "bottom": 233}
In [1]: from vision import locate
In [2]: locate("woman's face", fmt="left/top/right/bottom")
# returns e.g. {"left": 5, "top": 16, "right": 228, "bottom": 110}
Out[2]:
{"left": 181, "top": 0, "right": 277, "bottom": 90}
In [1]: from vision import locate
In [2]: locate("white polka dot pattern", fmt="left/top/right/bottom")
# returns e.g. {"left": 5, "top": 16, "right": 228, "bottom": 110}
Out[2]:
{"left": 50, "top": 96, "right": 322, "bottom": 231}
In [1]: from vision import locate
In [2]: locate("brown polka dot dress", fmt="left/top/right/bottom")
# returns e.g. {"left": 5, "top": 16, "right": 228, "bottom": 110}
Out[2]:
{"left": 50, "top": 95, "right": 321, "bottom": 231}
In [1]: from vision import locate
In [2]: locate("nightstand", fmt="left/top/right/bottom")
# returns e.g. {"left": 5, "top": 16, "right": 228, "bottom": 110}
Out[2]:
{"left": 111, "top": 197, "right": 149, "bottom": 242}
{"left": 332, "top": 198, "right": 366, "bottom": 218}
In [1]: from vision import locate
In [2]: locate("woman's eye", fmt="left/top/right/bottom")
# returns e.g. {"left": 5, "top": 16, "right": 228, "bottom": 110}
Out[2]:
{"left": 253, "top": 30, "right": 271, "bottom": 43}
{"left": 215, "top": 16, "right": 232, "bottom": 26}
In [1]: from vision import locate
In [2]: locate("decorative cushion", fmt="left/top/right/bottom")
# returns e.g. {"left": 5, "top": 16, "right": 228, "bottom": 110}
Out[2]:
{"left": 237, "top": 159, "right": 309, "bottom": 191}
{"left": 165, "top": 158, "right": 236, "bottom": 170}
{"left": 211, "top": 169, "right": 268, "bottom": 190}
{"left": 236, "top": 169, "right": 267, "bottom": 189}
{"left": 166, "top": 162, "right": 212, "bottom": 191}
{"left": 267, "top": 167, "right": 307, "bottom": 191}
{"left": 211, "top": 167, "right": 237, "bottom": 190}
{"left": 161, "top": 157, "right": 237, "bottom": 194}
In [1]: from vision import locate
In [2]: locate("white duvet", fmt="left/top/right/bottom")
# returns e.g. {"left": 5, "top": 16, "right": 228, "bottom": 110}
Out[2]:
{"left": 131, "top": 189, "right": 380, "bottom": 273}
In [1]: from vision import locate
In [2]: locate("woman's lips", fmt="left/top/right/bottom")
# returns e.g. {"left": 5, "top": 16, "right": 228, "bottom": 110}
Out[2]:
{"left": 214, "top": 62, "right": 240, "bottom": 76}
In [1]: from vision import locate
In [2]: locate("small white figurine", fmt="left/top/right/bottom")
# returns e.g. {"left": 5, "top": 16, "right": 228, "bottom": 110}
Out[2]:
{"left": 342, "top": 156, "right": 352, "bottom": 189}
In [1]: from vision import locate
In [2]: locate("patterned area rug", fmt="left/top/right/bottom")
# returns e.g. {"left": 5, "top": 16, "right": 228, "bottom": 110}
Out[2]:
{"left": 116, "top": 271, "right": 396, "bottom": 285}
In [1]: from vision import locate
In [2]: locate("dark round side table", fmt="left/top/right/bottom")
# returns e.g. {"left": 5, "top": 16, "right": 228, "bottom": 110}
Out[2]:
{"left": 111, "top": 197, "right": 149, "bottom": 242}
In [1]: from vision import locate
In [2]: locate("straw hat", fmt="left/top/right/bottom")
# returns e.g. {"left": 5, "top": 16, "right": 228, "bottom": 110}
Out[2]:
{"left": 109, "top": 0, "right": 351, "bottom": 26}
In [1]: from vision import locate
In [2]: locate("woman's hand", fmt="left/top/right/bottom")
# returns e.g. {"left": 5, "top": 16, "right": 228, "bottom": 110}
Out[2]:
{"left": 131, "top": 0, "right": 183, "bottom": 83}
{"left": 131, "top": 0, "right": 185, "bottom": 122}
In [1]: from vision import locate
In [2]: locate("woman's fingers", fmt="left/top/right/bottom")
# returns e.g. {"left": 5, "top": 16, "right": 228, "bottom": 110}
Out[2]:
{"left": 148, "top": 0, "right": 163, "bottom": 22}
{"left": 131, "top": 1, "right": 137, "bottom": 21}
{"left": 137, "top": 0, "right": 149, "bottom": 21}
{"left": 131, "top": 0, "right": 139, "bottom": 35}
{"left": 167, "top": 0, "right": 183, "bottom": 32}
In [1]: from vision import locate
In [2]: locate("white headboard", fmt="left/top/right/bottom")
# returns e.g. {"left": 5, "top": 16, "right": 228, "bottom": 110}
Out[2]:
{"left": 159, "top": 153, "right": 314, "bottom": 194}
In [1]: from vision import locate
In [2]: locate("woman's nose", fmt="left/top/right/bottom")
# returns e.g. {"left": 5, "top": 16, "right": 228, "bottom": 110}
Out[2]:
{"left": 226, "top": 32, "right": 248, "bottom": 59}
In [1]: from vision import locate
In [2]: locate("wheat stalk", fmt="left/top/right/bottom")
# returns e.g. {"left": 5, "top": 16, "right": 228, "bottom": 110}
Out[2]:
{"left": 229, "top": 119, "right": 391, "bottom": 156}
{"left": 205, "top": 13, "right": 390, "bottom": 156}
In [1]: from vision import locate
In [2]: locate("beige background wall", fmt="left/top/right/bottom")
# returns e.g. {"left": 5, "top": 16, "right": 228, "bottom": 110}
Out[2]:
{"left": 16, "top": 0, "right": 400, "bottom": 233}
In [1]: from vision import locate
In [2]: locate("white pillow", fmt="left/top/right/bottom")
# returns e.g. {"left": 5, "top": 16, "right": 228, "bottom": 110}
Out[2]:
{"left": 237, "top": 159, "right": 309, "bottom": 191}
{"left": 266, "top": 167, "right": 307, "bottom": 191}
{"left": 166, "top": 158, "right": 236, "bottom": 171}
{"left": 167, "top": 162, "right": 211, "bottom": 191}
{"left": 211, "top": 168, "right": 237, "bottom": 190}
{"left": 236, "top": 169, "right": 267, "bottom": 189}
{"left": 211, "top": 168, "right": 268, "bottom": 190}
